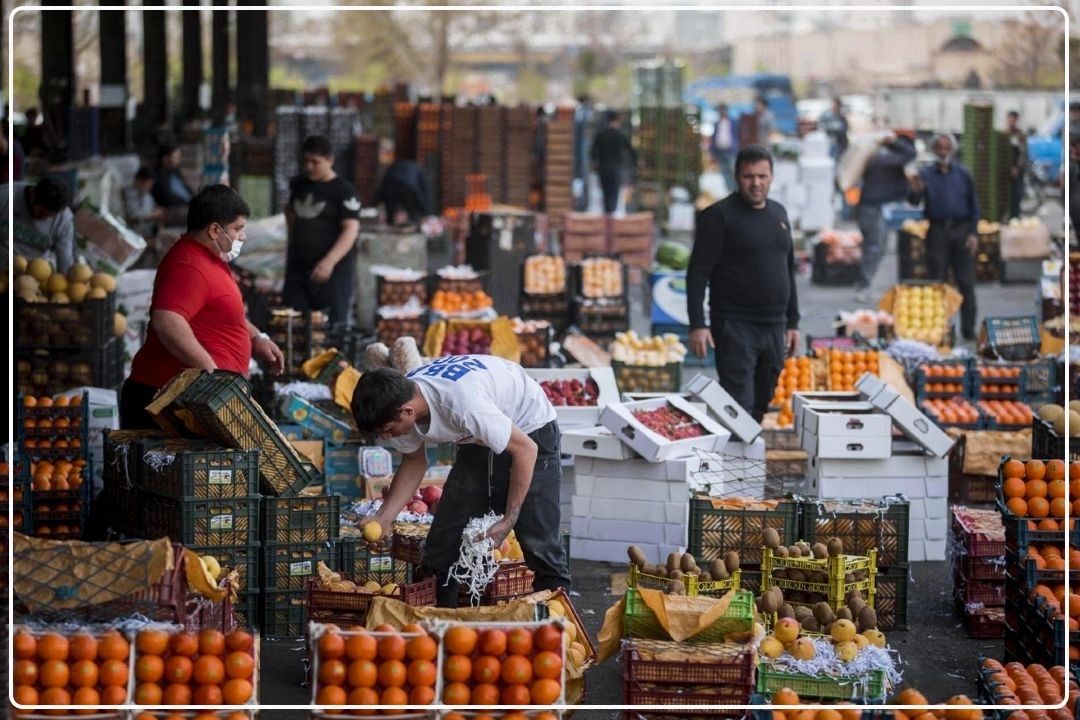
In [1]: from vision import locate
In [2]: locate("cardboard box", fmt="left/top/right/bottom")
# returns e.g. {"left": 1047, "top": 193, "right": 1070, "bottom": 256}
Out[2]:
{"left": 802, "top": 405, "right": 892, "bottom": 438}
{"left": 925, "top": 539, "right": 947, "bottom": 562}
{"left": 526, "top": 367, "right": 620, "bottom": 428}
{"left": 801, "top": 430, "right": 892, "bottom": 460}
{"left": 857, "top": 373, "right": 954, "bottom": 458}
{"left": 685, "top": 374, "right": 762, "bottom": 444}
{"left": 622, "top": 392, "right": 708, "bottom": 416}
{"left": 575, "top": 455, "right": 702, "bottom": 482}
{"left": 792, "top": 392, "right": 862, "bottom": 434}
{"left": 807, "top": 450, "right": 929, "bottom": 479}
{"left": 721, "top": 437, "right": 767, "bottom": 461}
{"left": 574, "top": 473, "right": 689, "bottom": 503}
{"left": 562, "top": 426, "right": 639, "bottom": 461}
{"left": 280, "top": 395, "right": 353, "bottom": 444}
{"left": 569, "top": 538, "right": 682, "bottom": 564}
{"left": 571, "top": 495, "right": 688, "bottom": 525}
{"left": 569, "top": 516, "right": 680, "bottom": 546}
{"left": 55, "top": 387, "right": 118, "bottom": 494}
{"left": 600, "top": 396, "right": 730, "bottom": 463}
{"left": 290, "top": 440, "right": 326, "bottom": 471}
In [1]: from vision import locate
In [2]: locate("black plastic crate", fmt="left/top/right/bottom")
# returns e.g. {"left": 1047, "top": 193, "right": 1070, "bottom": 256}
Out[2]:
{"left": 375, "top": 275, "right": 429, "bottom": 307}
{"left": 140, "top": 493, "right": 260, "bottom": 546}
{"left": 262, "top": 542, "right": 337, "bottom": 591}
{"left": 688, "top": 497, "right": 800, "bottom": 566}
{"left": 16, "top": 338, "right": 124, "bottom": 397}
{"left": 812, "top": 242, "right": 860, "bottom": 286}
{"left": 1022, "top": 359, "right": 1059, "bottom": 404}
{"left": 15, "top": 292, "right": 117, "bottom": 349}
{"left": 1031, "top": 417, "right": 1073, "bottom": 462}
{"left": 337, "top": 538, "right": 411, "bottom": 586}
{"left": 612, "top": 359, "right": 682, "bottom": 394}
{"left": 800, "top": 497, "right": 909, "bottom": 568}
{"left": 514, "top": 323, "right": 556, "bottom": 368}
{"left": 573, "top": 297, "right": 630, "bottom": 336}
{"left": 261, "top": 588, "right": 308, "bottom": 638}
{"left": 913, "top": 359, "right": 972, "bottom": 401}
{"left": 190, "top": 543, "right": 261, "bottom": 594}
{"left": 571, "top": 256, "right": 629, "bottom": 301}
{"left": 261, "top": 494, "right": 340, "bottom": 544}
{"left": 140, "top": 442, "right": 260, "bottom": 499}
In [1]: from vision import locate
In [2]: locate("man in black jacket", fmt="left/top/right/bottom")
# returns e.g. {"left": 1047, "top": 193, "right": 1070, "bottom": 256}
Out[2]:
{"left": 589, "top": 110, "right": 637, "bottom": 214}
{"left": 687, "top": 145, "right": 801, "bottom": 422}
{"left": 152, "top": 144, "right": 195, "bottom": 209}
{"left": 376, "top": 159, "right": 433, "bottom": 226}
{"left": 854, "top": 132, "right": 916, "bottom": 302}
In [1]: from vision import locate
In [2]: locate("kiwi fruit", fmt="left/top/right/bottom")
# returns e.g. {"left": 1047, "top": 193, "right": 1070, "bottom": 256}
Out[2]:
{"left": 836, "top": 607, "right": 853, "bottom": 621}
{"left": 770, "top": 586, "right": 785, "bottom": 604}
{"left": 666, "top": 552, "right": 681, "bottom": 573}
{"left": 801, "top": 617, "right": 820, "bottom": 633}
{"left": 699, "top": 572, "right": 712, "bottom": 582}
{"left": 761, "top": 591, "right": 780, "bottom": 614}
{"left": 779, "top": 603, "right": 796, "bottom": 619}
{"left": 827, "top": 538, "right": 844, "bottom": 557}
{"left": 724, "top": 551, "right": 741, "bottom": 573}
{"left": 667, "top": 579, "right": 686, "bottom": 595}
{"left": 821, "top": 622, "right": 833, "bottom": 636}
{"left": 773, "top": 568, "right": 787, "bottom": 580}
{"left": 710, "top": 559, "right": 727, "bottom": 580}
{"left": 814, "top": 602, "right": 835, "bottom": 625}
{"left": 787, "top": 545, "right": 802, "bottom": 558}
{"left": 812, "top": 543, "right": 829, "bottom": 560}
{"left": 763, "top": 527, "right": 781, "bottom": 549}
{"left": 755, "top": 596, "right": 765, "bottom": 613}
{"left": 643, "top": 564, "right": 664, "bottom": 578}
{"left": 774, "top": 546, "right": 789, "bottom": 559}
{"left": 680, "top": 553, "right": 698, "bottom": 574}
{"left": 669, "top": 569, "right": 684, "bottom": 582}
{"left": 849, "top": 597, "right": 867, "bottom": 614}
{"left": 627, "top": 545, "right": 647, "bottom": 568}
{"left": 847, "top": 588, "right": 863, "bottom": 602}
{"left": 858, "top": 606, "right": 878, "bottom": 631}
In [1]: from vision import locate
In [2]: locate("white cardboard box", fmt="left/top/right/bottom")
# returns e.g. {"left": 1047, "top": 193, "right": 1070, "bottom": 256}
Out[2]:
{"left": 721, "top": 437, "right": 767, "bottom": 461}
{"left": 600, "top": 396, "right": 730, "bottom": 463}
{"left": 571, "top": 495, "right": 688, "bottom": 525}
{"left": 55, "top": 387, "right": 119, "bottom": 494}
{"left": 856, "top": 373, "right": 954, "bottom": 458}
{"left": 801, "top": 430, "right": 892, "bottom": 460}
{"left": 574, "top": 474, "right": 689, "bottom": 503}
{"left": 808, "top": 452, "right": 929, "bottom": 479}
{"left": 526, "top": 367, "right": 620, "bottom": 428}
{"left": 802, "top": 405, "right": 893, "bottom": 438}
{"left": 569, "top": 517, "right": 686, "bottom": 546}
{"left": 575, "top": 456, "right": 699, "bottom": 482}
{"left": 569, "top": 538, "right": 683, "bottom": 564}
{"left": 562, "top": 426, "right": 639, "bottom": 461}
{"left": 621, "top": 392, "right": 708, "bottom": 416}
{"left": 792, "top": 392, "right": 862, "bottom": 435}
{"left": 924, "top": 496, "right": 948, "bottom": 520}
{"left": 684, "top": 374, "right": 762, "bottom": 444}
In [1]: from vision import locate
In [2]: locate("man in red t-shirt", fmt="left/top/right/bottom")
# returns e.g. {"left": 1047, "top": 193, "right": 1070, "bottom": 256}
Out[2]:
{"left": 121, "top": 184, "right": 285, "bottom": 429}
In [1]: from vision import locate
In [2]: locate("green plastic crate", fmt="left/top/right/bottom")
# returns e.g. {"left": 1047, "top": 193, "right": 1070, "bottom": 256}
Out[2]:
{"left": 189, "top": 543, "right": 260, "bottom": 594}
{"left": 624, "top": 587, "right": 755, "bottom": 643}
{"left": 140, "top": 494, "right": 260, "bottom": 546}
{"left": 261, "top": 494, "right": 341, "bottom": 544}
{"left": 689, "top": 497, "right": 800, "bottom": 566}
{"left": 262, "top": 542, "right": 338, "bottom": 591}
{"left": 140, "top": 441, "right": 260, "bottom": 499}
{"left": 755, "top": 662, "right": 888, "bottom": 701}
{"left": 337, "top": 538, "right": 410, "bottom": 586}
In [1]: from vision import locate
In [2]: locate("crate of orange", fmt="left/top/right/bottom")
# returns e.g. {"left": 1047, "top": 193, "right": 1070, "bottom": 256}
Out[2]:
{"left": 439, "top": 620, "right": 567, "bottom": 708}
{"left": 972, "top": 362, "right": 1024, "bottom": 401}
{"left": 770, "top": 356, "right": 819, "bottom": 427}
{"left": 914, "top": 359, "right": 972, "bottom": 401}
{"left": 920, "top": 398, "right": 983, "bottom": 430}
{"left": 11, "top": 625, "right": 136, "bottom": 714}
{"left": 978, "top": 399, "right": 1034, "bottom": 431}
{"left": 129, "top": 626, "right": 258, "bottom": 707}
{"left": 309, "top": 622, "right": 441, "bottom": 713}
{"left": 824, "top": 348, "right": 879, "bottom": 392}
{"left": 997, "top": 457, "right": 1078, "bottom": 550}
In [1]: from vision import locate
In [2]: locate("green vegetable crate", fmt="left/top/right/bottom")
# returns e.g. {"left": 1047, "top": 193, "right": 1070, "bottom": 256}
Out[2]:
{"left": 624, "top": 586, "right": 755, "bottom": 643}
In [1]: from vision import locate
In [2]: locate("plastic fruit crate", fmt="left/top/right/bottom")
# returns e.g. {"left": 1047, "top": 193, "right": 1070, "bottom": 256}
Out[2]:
{"left": 873, "top": 565, "right": 910, "bottom": 630}
{"left": 955, "top": 556, "right": 1007, "bottom": 582}
{"left": 306, "top": 574, "right": 436, "bottom": 618}
{"left": 485, "top": 560, "right": 536, "bottom": 603}
{"left": 1031, "top": 417, "right": 1073, "bottom": 463}
{"left": 337, "top": 538, "right": 411, "bottom": 586}
{"left": 972, "top": 362, "right": 1023, "bottom": 400}
{"left": 611, "top": 360, "right": 682, "bottom": 394}
{"left": 376, "top": 275, "right": 429, "bottom": 307}
{"left": 626, "top": 564, "right": 742, "bottom": 598}
{"left": 963, "top": 606, "right": 1005, "bottom": 639}
{"left": 15, "top": 292, "right": 117, "bottom": 349}
{"left": 140, "top": 493, "right": 260, "bottom": 546}
{"left": 16, "top": 338, "right": 125, "bottom": 397}
{"left": 622, "top": 638, "right": 754, "bottom": 686}
{"left": 914, "top": 359, "right": 972, "bottom": 401}
{"left": 979, "top": 316, "right": 1040, "bottom": 362}
{"left": 688, "top": 497, "right": 800, "bottom": 566}
{"left": 762, "top": 548, "right": 877, "bottom": 612}
{"left": 623, "top": 681, "right": 749, "bottom": 715}
{"left": 391, "top": 530, "right": 426, "bottom": 568}
{"left": 261, "top": 494, "right": 340, "bottom": 544}
{"left": 261, "top": 588, "right": 307, "bottom": 638}
{"left": 800, "top": 497, "right": 909, "bottom": 568}
{"left": 953, "top": 576, "right": 1005, "bottom": 607}
{"left": 140, "top": 441, "right": 260, "bottom": 499}
{"left": 189, "top": 543, "right": 260, "bottom": 594}
{"left": 263, "top": 542, "right": 338, "bottom": 591}
{"left": 755, "top": 662, "right": 887, "bottom": 701}
{"left": 950, "top": 507, "right": 1005, "bottom": 558}
{"left": 624, "top": 587, "right": 754, "bottom": 643}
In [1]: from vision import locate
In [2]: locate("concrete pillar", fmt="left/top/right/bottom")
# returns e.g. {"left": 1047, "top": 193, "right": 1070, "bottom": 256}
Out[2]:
{"left": 40, "top": 2, "right": 74, "bottom": 147}
{"left": 99, "top": 2, "right": 129, "bottom": 153}
{"left": 211, "top": 0, "right": 231, "bottom": 125}
{"left": 182, "top": 0, "right": 204, "bottom": 122}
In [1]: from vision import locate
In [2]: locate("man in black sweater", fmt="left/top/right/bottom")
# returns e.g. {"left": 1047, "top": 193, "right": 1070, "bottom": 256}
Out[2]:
{"left": 687, "top": 144, "right": 801, "bottom": 422}
{"left": 589, "top": 110, "right": 637, "bottom": 214}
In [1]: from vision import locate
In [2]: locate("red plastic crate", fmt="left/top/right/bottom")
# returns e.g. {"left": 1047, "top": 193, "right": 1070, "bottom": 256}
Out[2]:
{"left": 486, "top": 561, "right": 535, "bottom": 602}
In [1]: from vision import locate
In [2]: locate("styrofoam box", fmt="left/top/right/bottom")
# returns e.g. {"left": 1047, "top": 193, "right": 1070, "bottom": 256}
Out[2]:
{"left": 569, "top": 516, "right": 686, "bottom": 546}
{"left": 562, "top": 426, "right": 639, "bottom": 461}
{"left": 599, "top": 396, "right": 730, "bottom": 463}
{"left": 792, "top": 391, "right": 861, "bottom": 435}
{"left": 526, "top": 367, "right": 620, "bottom": 428}
{"left": 802, "top": 405, "right": 892, "bottom": 438}
{"left": 571, "top": 495, "right": 688, "bottom": 526}
{"left": 801, "top": 429, "right": 891, "bottom": 460}
{"left": 55, "top": 386, "right": 118, "bottom": 494}
{"left": 575, "top": 456, "right": 700, "bottom": 482}
{"left": 622, "top": 392, "right": 709, "bottom": 416}
{"left": 721, "top": 437, "right": 767, "bottom": 461}
{"left": 907, "top": 539, "right": 947, "bottom": 562}
{"left": 856, "top": 373, "right": 954, "bottom": 459}
{"left": 574, "top": 473, "right": 689, "bottom": 503}
{"left": 685, "top": 374, "right": 762, "bottom": 444}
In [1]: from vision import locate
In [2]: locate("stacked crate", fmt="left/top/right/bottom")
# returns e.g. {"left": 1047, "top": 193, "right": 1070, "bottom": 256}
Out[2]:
{"left": 477, "top": 105, "right": 507, "bottom": 204}
{"left": 572, "top": 256, "right": 630, "bottom": 343}
{"left": 393, "top": 102, "right": 418, "bottom": 162}
{"left": 265, "top": 308, "right": 331, "bottom": 380}
{"left": 443, "top": 105, "right": 478, "bottom": 210}
{"left": 416, "top": 103, "right": 444, "bottom": 213}
{"left": 544, "top": 113, "right": 574, "bottom": 223}
{"left": 562, "top": 212, "right": 607, "bottom": 263}
{"left": 610, "top": 212, "right": 655, "bottom": 275}
{"left": 950, "top": 506, "right": 1006, "bottom": 638}
{"left": 504, "top": 105, "right": 535, "bottom": 209}
{"left": 633, "top": 106, "right": 701, "bottom": 220}
{"left": 621, "top": 638, "right": 754, "bottom": 714}
{"left": 961, "top": 104, "right": 1011, "bottom": 223}
{"left": 353, "top": 135, "right": 380, "bottom": 210}
{"left": 800, "top": 498, "right": 910, "bottom": 630}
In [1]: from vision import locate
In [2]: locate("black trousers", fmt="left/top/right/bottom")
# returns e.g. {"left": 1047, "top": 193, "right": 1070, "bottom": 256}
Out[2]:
{"left": 379, "top": 178, "right": 426, "bottom": 226}
{"left": 926, "top": 223, "right": 977, "bottom": 339}
{"left": 711, "top": 319, "right": 785, "bottom": 424}
{"left": 421, "top": 420, "right": 571, "bottom": 607}
{"left": 597, "top": 164, "right": 622, "bottom": 214}
{"left": 282, "top": 262, "right": 356, "bottom": 326}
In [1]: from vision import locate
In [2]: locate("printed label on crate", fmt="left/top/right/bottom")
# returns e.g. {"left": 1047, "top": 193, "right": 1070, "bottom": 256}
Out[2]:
{"left": 210, "top": 514, "right": 234, "bottom": 531}
{"left": 369, "top": 555, "right": 393, "bottom": 572}
{"left": 208, "top": 469, "right": 233, "bottom": 486}
{"left": 290, "top": 560, "right": 313, "bottom": 576}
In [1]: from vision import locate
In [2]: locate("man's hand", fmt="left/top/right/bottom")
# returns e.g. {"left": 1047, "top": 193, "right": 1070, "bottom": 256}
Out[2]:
{"left": 364, "top": 512, "right": 396, "bottom": 551}
{"left": 483, "top": 516, "right": 514, "bottom": 549}
{"left": 254, "top": 335, "right": 286, "bottom": 375}
{"left": 965, "top": 234, "right": 979, "bottom": 255}
{"left": 785, "top": 329, "right": 801, "bottom": 357}
{"left": 310, "top": 258, "right": 335, "bottom": 284}
{"left": 689, "top": 328, "right": 715, "bottom": 359}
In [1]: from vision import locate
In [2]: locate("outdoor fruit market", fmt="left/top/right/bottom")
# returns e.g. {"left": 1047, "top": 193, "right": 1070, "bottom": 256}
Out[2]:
{"left": 4, "top": 4, "right": 1078, "bottom": 718}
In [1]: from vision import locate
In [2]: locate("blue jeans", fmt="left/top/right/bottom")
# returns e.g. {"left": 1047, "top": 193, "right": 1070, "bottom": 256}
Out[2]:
{"left": 855, "top": 203, "right": 887, "bottom": 290}
{"left": 712, "top": 148, "right": 735, "bottom": 192}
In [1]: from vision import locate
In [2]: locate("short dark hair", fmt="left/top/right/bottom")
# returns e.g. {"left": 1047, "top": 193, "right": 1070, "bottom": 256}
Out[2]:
{"left": 34, "top": 176, "right": 70, "bottom": 212}
{"left": 158, "top": 143, "right": 178, "bottom": 161}
{"left": 735, "top": 144, "right": 774, "bottom": 175}
{"left": 1007, "top": 110, "right": 1020, "bottom": 119}
{"left": 606, "top": 110, "right": 621, "bottom": 124}
{"left": 135, "top": 166, "right": 153, "bottom": 182}
{"left": 301, "top": 135, "right": 334, "bottom": 157}
{"left": 186, "top": 184, "right": 251, "bottom": 232}
{"left": 350, "top": 368, "right": 416, "bottom": 434}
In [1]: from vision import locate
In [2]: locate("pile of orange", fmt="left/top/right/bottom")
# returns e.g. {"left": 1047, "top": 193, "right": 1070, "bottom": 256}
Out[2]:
{"left": 771, "top": 357, "right": 813, "bottom": 427}
{"left": 919, "top": 362, "right": 967, "bottom": 396}
{"left": 978, "top": 400, "right": 1033, "bottom": 427}
{"left": 1026, "top": 544, "right": 1080, "bottom": 570}
{"left": 31, "top": 460, "right": 85, "bottom": 493}
{"left": 12, "top": 628, "right": 132, "bottom": 714}
{"left": 1001, "top": 459, "right": 1070, "bottom": 519}
{"left": 981, "top": 658, "right": 1078, "bottom": 718}
{"left": 313, "top": 624, "right": 438, "bottom": 711}
{"left": 441, "top": 623, "right": 564, "bottom": 707}
{"left": 23, "top": 395, "right": 82, "bottom": 409}
{"left": 920, "top": 398, "right": 980, "bottom": 427}
{"left": 825, "top": 349, "right": 879, "bottom": 392}
{"left": 765, "top": 688, "right": 982, "bottom": 720}
{"left": 132, "top": 628, "right": 255, "bottom": 706}
{"left": 976, "top": 364, "right": 1023, "bottom": 398}
{"left": 430, "top": 290, "right": 494, "bottom": 314}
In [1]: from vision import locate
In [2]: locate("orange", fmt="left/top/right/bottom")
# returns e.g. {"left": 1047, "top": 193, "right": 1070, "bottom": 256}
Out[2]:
{"left": 37, "top": 633, "right": 69, "bottom": 661}
{"left": 347, "top": 686, "right": 379, "bottom": 711}
{"left": 1051, "top": 498, "right": 1068, "bottom": 519}
{"left": 409, "top": 685, "right": 435, "bottom": 707}
{"left": 69, "top": 659, "right": 99, "bottom": 687}
{"left": 192, "top": 684, "right": 223, "bottom": 705}
{"left": 534, "top": 624, "right": 563, "bottom": 653}
{"left": 99, "top": 659, "right": 129, "bottom": 687}
{"left": 39, "top": 687, "right": 70, "bottom": 710}
{"left": 533, "top": 650, "right": 563, "bottom": 680}
{"left": 100, "top": 685, "right": 127, "bottom": 705}
{"left": 97, "top": 631, "right": 129, "bottom": 661}
{"left": 1004, "top": 477, "right": 1028, "bottom": 499}
{"left": 444, "top": 626, "right": 478, "bottom": 655}
{"left": 405, "top": 634, "right": 437, "bottom": 662}
{"left": 501, "top": 684, "right": 532, "bottom": 705}
{"left": 164, "top": 655, "right": 193, "bottom": 684}
{"left": 136, "top": 654, "right": 164, "bottom": 682}
{"left": 347, "top": 659, "right": 378, "bottom": 688}
{"left": 1027, "top": 480, "right": 1048, "bottom": 499}
{"left": 319, "top": 631, "right": 347, "bottom": 660}
{"left": 530, "top": 678, "right": 562, "bottom": 705}
{"left": 71, "top": 686, "right": 100, "bottom": 709}
{"left": 346, "top": 633, "right": 378, "bottom": 662}
{"left": 503, "top": 654, "right": 534, "bottom": 685}
{"left": 377, "top": 633, "right": 406, "bottom": 662}
{"left": 377, "top": 659, "right": 407, "bottom": 688}
{"left": 193, "top": 654, "right": 226, "bottom": 685}
{"left": 507, "top": 627, "right": 535, "bottom": 656}
{"left": 68, "top": 634, "right": 98, "bottom": 662}
{"left": 471, "top": 683, "right": 500, "bottom": 705}
{"left": 1027, "top": 460, "right": 1047, "bottom": 481}
{"left": 478, "top": 629, "right": 507, "bottom": 656}
{"left": 896, "top": 688, "right": 929, "bottom": 706}
{"left": 380, "top": 685, "right": 408, "bottom": 709}
{"left": 226, "top": 629, "right": 254, "bottom": 652}
{"left": 225, "top": 650, "right": 254, "bottom": 680}
{"left": 1007, "top": 497, "right": 1029, "bottom": 517}
{"left": 443, "top": 654, "right": 472, "bottom": 683}
{"left": 773, "top": 688, "right": 801, "bottom": 706}
{"left": 133, "top": 682, "right": 163, "bottom": 705}
{"left": 136, "top": 629, "right": 170, "bottom": 656}
{"left": 472, "top": 654, "right": 501, "bottom": 684}
{"left": 162, "top": 683, "right": 192, "bottom": 705}
{"left": 199, "top": 629, "right": 226, "bottom": 656}
{"left": 13, "top": 660, "right": 38, "bottom": 686}
{"left": 1070, "top": 462, "right": 1080, "bottom": 482}
{"left": 1004, "top": 458, "right": 1027, "bottom": 479}
{"left": 1047, "top": 460, "right": 1066, "bottom": 481}
{"left": 1029, "top": 497, "right": 1051, "bottom": 518}
{"left": 222, "top": 678, "right": 253, "bottom": 704}
{"left": 406, "top": 659, "right": 437, "bottom": 688}
{"left": 319, "top": 659, "right": 348, "bottom": 686}
{"left": 39, "top": 660, "right": 69, "bottom": 688}
{"left": 442, "top": 681, "right": 471, "bottom": 706}
{"left": 1048, "top": 479, "right": 1067, "bottom": 499}
{"left": 1038, "top": 518, "right": 1059, "bottom": 531}
{"left": 23, "top": 396, "right": 37, "bottom": 407}
{"left": 13, "top": 632, "right": 37, "bottom": 660}
{"left": 316, "top": 685, "right": 348, "bottom": 706}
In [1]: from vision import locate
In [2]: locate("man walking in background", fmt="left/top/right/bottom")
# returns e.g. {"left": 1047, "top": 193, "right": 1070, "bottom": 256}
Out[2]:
{"left": 1004, "top": 110, "right": 1027, "bottom": 220}
{"left": 710, "top": 104, "right": 736, "bottom": 192}
{"left": 686, "top": 145, "right": 801, "bottom": 422}
{"left": 589, "top": 110, "right": 637, "bottom": 215}
{"left": 819, "top": 98, "right": 849, "bottom": 161}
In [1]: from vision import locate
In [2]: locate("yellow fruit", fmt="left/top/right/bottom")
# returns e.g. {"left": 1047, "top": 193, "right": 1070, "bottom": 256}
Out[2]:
{"left": 28, "top": 257, "right": 53, "bottom": 283}
{"left": 774, "top": 617, "right": 800, "bottom": 645}
{"left": 830, "top": 619, "right": 857, "bottom": 644}
{"left": 362, "top": 520, "right": 382, "bottom": 542}
{"left": 381, "top": 583, "right": 398, "bottom": 596}
{"left": 14, "top": 255, "right": 28, "bottom": 274}
{"left": 566, "top": 644, "right": 586, "bottom": 668}
{"left": 861, "top": 629, "right": 886, "bottom": 648}
{"left": 51, "top": 292, "right": 70, "bottom": 304}
{"left": 492, "top": 549, "right": 503, "bottom": 562}
{"left": 362, "top": 580, "right": 382, "bottom": 593}
{"left": 67, "top": 282, "right": 89, "bottom": 302}
{"left": 852, "top": 634, "right": 869, "bottom": 649}
{"left": 201, "top": 555, "right": 221, "bottom": 580}
{"left": 113, "top": 313, "right": 128, "bottom": 337}
{"left": 547, "top": 600, "right": 566, "bottom": 618}
{"left": 67, "top": 263, "right": 93, "bottom": 284}
{"left": 835, "top": 640, "right": 858, "bottom": 662}
{"left": 90, "top": 272, "right": 117, "bottom": 293}
{"left": 789, "top": 637, "right": 816, "bottom": 661}
{"left": 759, "top": 636, "right": 784, "bottom": 659}
{"left": 14, "top": 275, "right": 39, "bottom": 298}
{"left": 87, "top": 287, "right": 108, "bottom": 300}
{"left": 1038, "top": 405, "right": 1064, "bottom": 422}
{"left": 46, "top": 273, "right": 68, "bottom": 295}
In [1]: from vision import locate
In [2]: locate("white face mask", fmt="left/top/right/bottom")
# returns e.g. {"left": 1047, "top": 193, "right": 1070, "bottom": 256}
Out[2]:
{"left": 216, "top": 224, "right": 244, "bottom": 262}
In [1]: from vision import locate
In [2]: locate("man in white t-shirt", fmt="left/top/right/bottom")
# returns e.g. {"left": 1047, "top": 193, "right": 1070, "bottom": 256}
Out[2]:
{"left": 351, "top": 355, "right": 571, "bottom": 607}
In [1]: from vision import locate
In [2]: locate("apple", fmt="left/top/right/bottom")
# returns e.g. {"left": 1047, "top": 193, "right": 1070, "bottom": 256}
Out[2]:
{"left": 407, "top": 500, "right": 429, "bottom": 515}
{"left": 420, "top": 486, "right": 443, "bottom": 505}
